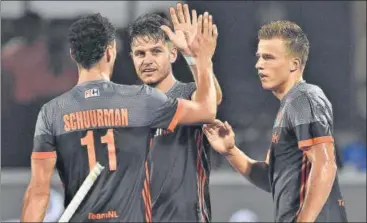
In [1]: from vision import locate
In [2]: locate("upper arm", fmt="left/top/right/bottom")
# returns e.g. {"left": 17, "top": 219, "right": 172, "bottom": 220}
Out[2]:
{"left": 30, "top": 105, "right": 56, "bottom": 190}
{"left": 32, "top": 105, "right": 56, "bottom": 158}
{"left": 303, "top": 142, "right": 336, "bottom": 166}
{"left": 287, "top": 95, "right": 334, "bottom": 150}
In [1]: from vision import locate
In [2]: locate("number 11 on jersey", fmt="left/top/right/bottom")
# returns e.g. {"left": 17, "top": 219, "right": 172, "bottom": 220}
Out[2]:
{"left": 81, "top": 129, "right": 117, "bottom": 171}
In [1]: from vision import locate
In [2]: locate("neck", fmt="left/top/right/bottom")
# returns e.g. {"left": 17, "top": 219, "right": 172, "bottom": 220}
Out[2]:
{"left": 272, "top": 72, "right": 303, "bottom": 100}
{"left": 77, "top": 66, "right": 110, "bottom": 85}
{"left": 154, "top": 73, "right": 177, "bottom": 93}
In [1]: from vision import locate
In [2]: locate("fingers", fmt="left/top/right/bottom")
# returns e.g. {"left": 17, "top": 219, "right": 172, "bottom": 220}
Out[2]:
{"left": 202, "top": 125, "right": 213, "bottom": 137}
{"left": 160, "top": 25, "right": 175, "bottom": 39}
{"left": 177, "top": 3, "right": 186, "bottom": 23}
{"left": 197, "top": 14, "right": 203, "bottom": 35}
{"left": 208, "top": 15, "right": 213, "bottom": 37}
{"left": 183, "top": 4, "right": 191, "bottom": 24}
{"left": 169, "top": 7, "right": 179, "bottom": 26}
{"left": 212, "top": 24, "right": 218, "bottom": 39}
{"left": 192, "top": 9, "right": 197, "bottom": 26}
{"left": 203, "top": 12, "right": 209, "bottom": 36}
{"left": 212, "top": 119, "right": 225, "bottom": 127}
{"left": 224, "top": 121, "right": 233, "bottom": 132}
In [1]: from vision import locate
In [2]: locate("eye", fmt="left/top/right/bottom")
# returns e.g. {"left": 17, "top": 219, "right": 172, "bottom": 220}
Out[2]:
{"left": 152, "top": 48, "right": 162, "bottom": 54}
{"left": 134, "top": 51, "right": 145, "bottom": 57}
{"left": 263, "top": 54, "right": 275, "bottom": 60}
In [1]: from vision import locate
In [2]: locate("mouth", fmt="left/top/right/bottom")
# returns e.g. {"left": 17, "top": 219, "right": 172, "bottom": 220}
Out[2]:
{"left": 258, "top": 73, "right": 268, "bottom": 81}
{"left": 141, "top": 68, "right": 157, "bottom": 75}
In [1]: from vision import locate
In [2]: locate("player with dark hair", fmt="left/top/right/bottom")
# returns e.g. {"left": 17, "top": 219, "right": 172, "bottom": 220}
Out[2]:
{"left": 203, "top": 20, "right": 348, "bottom": 222}
{"left": 21, "top": 12, "right": 217, "bottom": 222}
{"left": 129, "top": 3, "right": 221, "bottom": 222}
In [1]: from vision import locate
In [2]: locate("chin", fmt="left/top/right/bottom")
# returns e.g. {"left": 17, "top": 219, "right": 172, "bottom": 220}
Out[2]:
{"left": 261, "top": 82, "right": 274, "bottom": 90}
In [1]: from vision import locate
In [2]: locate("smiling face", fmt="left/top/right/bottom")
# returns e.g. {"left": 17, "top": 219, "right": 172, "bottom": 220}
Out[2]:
{"left": 255, "top": 38, "right": 295, "bottom": 91}
{"left": 130, "top": 36, "right": 177, "bottom": 86}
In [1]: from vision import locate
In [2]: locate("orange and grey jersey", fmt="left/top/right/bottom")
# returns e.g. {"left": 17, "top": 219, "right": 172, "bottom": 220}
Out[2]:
{"left": 32, "top": 80, "right": 183, "bottom": 222}
{"left": 149, "top": 82, "right": 211, "bottom": 222}
{"left": 269, "top": 80, "right": 347, "bottom": 222}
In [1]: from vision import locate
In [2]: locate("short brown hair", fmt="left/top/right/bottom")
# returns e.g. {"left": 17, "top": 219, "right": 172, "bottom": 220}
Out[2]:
{"left": 258, "top": 20, "right": 310, "bottom": 67}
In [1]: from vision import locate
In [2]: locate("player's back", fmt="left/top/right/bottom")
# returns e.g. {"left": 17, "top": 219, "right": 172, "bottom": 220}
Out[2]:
{"left": 35, "top": 79, "right": 181, "bottom": 222}
{"left": 150, "top": 81, "right": 211, "bottom": 222}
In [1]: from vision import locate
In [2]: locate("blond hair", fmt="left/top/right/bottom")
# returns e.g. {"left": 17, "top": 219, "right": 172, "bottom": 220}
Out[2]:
{"left": 258, "top": 20, "right": 310, "bottom": 67}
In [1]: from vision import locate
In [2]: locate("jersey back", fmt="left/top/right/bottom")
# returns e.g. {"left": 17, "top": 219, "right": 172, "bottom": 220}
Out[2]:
{"left": 32, "top": 80, "right": 182, "bottom": 222}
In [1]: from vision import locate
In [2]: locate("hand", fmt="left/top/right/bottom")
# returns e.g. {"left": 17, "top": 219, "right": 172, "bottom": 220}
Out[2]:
{"left": 160, "top": 3, "right": 197, "bottom": 56}
{"left": 203, "top": 120, "right": 235, "bottom": 155}
{"left": 188, "top": 11, "right": 218, "bottom": 59}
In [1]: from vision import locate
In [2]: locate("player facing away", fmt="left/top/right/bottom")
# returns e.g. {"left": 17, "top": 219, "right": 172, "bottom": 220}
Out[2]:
{"left": 129, "top": 4, "right": 221, "bottom": 222}
{"left": 203, "top": 21, "right": 348, "bottom": 222}
{"left": 20, "top": 13, "right": 218, "bottom": 222}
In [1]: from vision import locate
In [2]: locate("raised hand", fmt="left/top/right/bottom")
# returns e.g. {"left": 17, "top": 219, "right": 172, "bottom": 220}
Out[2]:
{"left": 203, "top": 120, "right": 235, "bottom": 155}
{"left": 188, "top": 11, "right": 218, "bottom": 59}
{"left": 160, "top": 3, "right": 198, "bottom": 56}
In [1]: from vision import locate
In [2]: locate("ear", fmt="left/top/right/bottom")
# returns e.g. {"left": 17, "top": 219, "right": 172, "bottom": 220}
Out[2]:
{"left": 106, "top": 46, "right": 112, "bottom": 63}
{"left": 69, "top": 48, "right": 75, "bottom": 62}
{"left": 290, "top": 57, "right": 301, "bottom": 72}
{"left": 169, "top": 44, "right": 178, "bottom": 64}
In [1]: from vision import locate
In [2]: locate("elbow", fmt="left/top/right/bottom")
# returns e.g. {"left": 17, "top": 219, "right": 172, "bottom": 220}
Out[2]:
{"left": 199, "top": 102, "right": 217, "bottom": 122}
{"left": 216, "top": 91, "right": 223, "bottom": 105}
{"left": 205, "top": 106, "right": 217, "bottom": 122}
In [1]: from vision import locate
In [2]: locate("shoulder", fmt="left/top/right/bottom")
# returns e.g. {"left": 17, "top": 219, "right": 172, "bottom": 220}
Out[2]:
{"left": 287, "top": 82, "right": 331, "bottom": 111}
{"left": 166, "top": 81, "right": 196, "bottom": 99}
{"left": 285, "top": 83, "right": 333, "bottom": 125}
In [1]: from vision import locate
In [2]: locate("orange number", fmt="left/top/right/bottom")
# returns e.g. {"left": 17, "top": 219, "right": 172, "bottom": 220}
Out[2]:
{"left": 101, "top": 129, "right": 117, "bottom": 171}
{"left": 80, "top": 130, "right": 96, "bottom": 172}
{"left": 80, "top": 129, "right": 117, "bottom": 171}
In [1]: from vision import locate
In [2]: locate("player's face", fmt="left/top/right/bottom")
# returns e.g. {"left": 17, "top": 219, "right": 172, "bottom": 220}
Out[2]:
{"left": 131, "top": 36, "right": 177, "bottom": 86}
{"left": 255, "top": 38, "right": 295, "bottom": 90}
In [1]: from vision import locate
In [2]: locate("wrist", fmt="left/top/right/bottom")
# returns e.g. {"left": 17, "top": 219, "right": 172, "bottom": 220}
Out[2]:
{"left": 195, "top": 56, "right": 213, "bottom": 69}
{"left": 222, "top": 145, "right": 236, "bottom": 157}
{"left": 183, "top": 54, "right": 196, "bottom": 66}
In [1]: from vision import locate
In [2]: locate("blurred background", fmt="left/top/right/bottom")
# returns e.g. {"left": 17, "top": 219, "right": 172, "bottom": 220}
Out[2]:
{"left": 1, "top": 1, "right": 366, "bottom": 222}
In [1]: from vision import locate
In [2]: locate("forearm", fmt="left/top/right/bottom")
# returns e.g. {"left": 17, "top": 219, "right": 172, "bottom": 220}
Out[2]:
{"left": 296, "top": 161, "right": 337, "bottom": 222}
{"left": 193, "top": 56, "right": 217, "bottom": 116}
{"left": 186, "top": 61, "right": 222, "bottom": 105}
{"left": 225, "top": 146, "right": 271, "bottom": 192}
{"left": 21, "top": 186, "right": 50, "bottom": 222}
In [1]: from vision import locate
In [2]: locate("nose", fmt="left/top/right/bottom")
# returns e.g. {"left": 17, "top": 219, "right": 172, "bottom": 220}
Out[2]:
{"left": 143, "top": 53, "right": 154, "bottom": 65}
{"left": 255, "top": 58, "right": 263, "bottom": 70}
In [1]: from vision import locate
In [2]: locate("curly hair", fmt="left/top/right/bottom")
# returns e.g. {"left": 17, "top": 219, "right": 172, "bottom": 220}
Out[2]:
{"left": 258, "top": 20, "right": 310, "bottom": 67}
{"left": 128, "top": 13, "right": 172, "bottom": 46}
{"left": 68, "top": 13, "right": 116, "bottom": 69}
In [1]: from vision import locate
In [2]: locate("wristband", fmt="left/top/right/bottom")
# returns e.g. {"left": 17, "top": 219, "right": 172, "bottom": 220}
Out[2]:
{"left": 183, "top": 55, "right": 196, "bottom": 66}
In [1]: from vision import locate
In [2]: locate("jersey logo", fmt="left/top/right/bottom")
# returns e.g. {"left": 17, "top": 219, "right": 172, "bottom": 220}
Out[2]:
{"left": 85, "top": 88, "right": 100, "bottom": 98}
{"left": 271, "top": 132, "right": 280, "bottom": 144}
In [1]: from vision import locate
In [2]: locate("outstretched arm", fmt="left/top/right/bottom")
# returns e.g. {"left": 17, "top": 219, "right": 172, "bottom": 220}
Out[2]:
{"left": 161, "top": 3, "right": 222, "bottom": 105}
{"left": 203, "top": 120, "right": 271, "bottom": 192}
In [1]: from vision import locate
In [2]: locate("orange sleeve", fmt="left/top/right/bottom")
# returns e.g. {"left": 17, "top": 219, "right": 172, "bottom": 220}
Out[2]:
{"left": 298, "top": 136, "right": 334, "bottom": 149}
{"left": 31, "top": 151, "right": 56, "bottom": 160}
{"left": 167, "top": 99, "right": 184, "bottom": 132}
